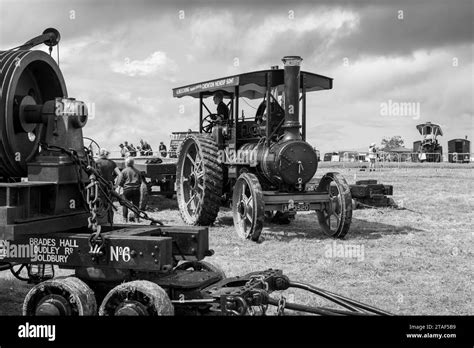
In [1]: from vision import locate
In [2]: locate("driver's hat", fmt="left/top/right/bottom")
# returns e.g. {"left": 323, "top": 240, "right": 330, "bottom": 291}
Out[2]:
{"left": 213, "top": 91, "right": 224, "bottom": 100}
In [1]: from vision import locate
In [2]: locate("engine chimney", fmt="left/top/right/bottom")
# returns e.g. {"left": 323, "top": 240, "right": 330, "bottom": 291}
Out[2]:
{"left": 281, "top": 56, "right": 302, "bottom": 141}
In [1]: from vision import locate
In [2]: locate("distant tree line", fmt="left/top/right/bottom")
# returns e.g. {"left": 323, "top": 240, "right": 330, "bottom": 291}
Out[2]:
{"left": 380, "top": 136, "right": 405, "bottom": 151}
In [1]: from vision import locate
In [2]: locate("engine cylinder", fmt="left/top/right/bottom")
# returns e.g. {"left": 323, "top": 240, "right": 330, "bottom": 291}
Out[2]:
{"left": 239, "top": 140, "right": 318, "bottom": 187}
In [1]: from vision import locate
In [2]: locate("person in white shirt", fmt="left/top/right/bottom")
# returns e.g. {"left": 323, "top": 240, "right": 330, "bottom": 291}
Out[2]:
{"left": 368, "top": 143, "right": 377, "bottom": 171}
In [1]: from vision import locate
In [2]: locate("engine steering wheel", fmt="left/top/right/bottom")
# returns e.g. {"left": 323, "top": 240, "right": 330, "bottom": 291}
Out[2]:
{"left": 83, "top": 136, "right": 101, "bottom": 157}
{"left": 201, "top": 113, "right": 221, "bottom": 133}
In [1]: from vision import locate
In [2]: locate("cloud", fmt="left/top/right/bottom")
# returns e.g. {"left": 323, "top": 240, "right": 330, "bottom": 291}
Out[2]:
{"left": 183, "top": 8, "right": 360, "bottom": 70}
{"left": 110, "top": 51, "right": 178, "bottom": 78}
{"left": 242, "top": 8, "right": 360, "bottom": 65}
{"left": 333, "top": 0, "right": 474, "bottom": 58}
{"left": 1, "top": 0, "right": 471, "bottom": 156}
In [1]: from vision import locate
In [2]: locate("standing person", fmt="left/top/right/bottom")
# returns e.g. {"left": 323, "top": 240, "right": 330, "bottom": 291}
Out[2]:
{"left": 368, "top": 143, "right": 377, "bottom": 172}
{"left": 159, "top": 141, "right": 167, "bottom": 157}
{"left": 95, "top": 149, "right": 120, "bottom": 225}
{"left": 139, "top": 139, "right": 145, "bottom": 156}
{"left": 139, "top": 172, "right": 149, "bottom": 211}
{"left": 119, "top": 144, "right": 127, "bottom": 157}
{"left": 117, "top": 157, "right": 142, "bottom": 222}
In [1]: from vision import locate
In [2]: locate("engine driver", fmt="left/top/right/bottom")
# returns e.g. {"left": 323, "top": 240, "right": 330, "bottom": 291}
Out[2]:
{"left": 212, "top": 91, "right": 229, "bottom": 122}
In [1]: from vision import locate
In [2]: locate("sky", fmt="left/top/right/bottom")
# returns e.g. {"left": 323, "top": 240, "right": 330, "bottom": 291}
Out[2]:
{"left": 1, "top": 0, "right": 472, "bottom": 155}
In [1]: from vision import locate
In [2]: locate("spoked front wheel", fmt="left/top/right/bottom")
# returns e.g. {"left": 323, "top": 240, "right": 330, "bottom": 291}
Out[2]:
{"left": 232, "top": 173, "right": 264, "bottom": 241}
{"left": 316, "top": 172, "right": 352, "bottom": 238}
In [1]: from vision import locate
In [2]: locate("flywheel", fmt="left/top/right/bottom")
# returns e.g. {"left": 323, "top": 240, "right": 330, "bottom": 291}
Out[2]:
{"left": 0, "top": 49, "right": 67, "bottom": 177}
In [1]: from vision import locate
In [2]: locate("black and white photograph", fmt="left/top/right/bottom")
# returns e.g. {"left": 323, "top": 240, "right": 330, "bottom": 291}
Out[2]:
{"left": 0, "top": 0, "right": 472, "bottom": 346}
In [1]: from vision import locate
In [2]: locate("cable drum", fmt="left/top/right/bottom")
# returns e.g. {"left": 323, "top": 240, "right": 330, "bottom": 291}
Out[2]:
{"left": 0, "top": 49, "right": 67, "bottom": 177}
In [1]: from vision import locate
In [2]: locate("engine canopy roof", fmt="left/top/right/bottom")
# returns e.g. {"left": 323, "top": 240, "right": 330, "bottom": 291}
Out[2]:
{"left": 416, "top": 122, "right": 443, "bottom": 136}
{"left": 172, "top": 69, "right": 333, "bottom": 99}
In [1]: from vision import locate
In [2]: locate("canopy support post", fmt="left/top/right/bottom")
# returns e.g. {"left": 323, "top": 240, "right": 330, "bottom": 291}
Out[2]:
{"left": 265, "top": 72, "right": 271, "bottom": 147}
{"left": 302, "top": 74, "right": 306, "bottom": 142}
{"left": 199, "top": 92, "right": 203, "bottom": 133}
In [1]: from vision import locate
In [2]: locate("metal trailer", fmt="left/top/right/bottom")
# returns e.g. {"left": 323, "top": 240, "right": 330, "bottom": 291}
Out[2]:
{"left": 83, "top": 136, "right": 177, "bottom": 199}
{"left": 169, "top": 131, "right": 200, "bottom": 158}
{"left": 109, "top": 132, "right": 202, "bottom": 199}
{"left": 323, "top": 153, "right": 333, "bottom": 161}
{"left": 0, "top": 29, "right": 391, "bottom": 317}
{"left": 113, "top": 156, "right": 177, "bottom": 198}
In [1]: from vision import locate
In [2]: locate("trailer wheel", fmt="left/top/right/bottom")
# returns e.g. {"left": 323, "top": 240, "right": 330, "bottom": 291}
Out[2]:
{"left": 99, "top": 280, "right": 173, "bottom": 316}
{"left": 176, "top": 134, "right": 223, "bottom": 226}
{"left": 23, "top": 277, "right": 97, "bottom": 316}
{"left": 174, "top": 260, "right": 226, "bottom": 280}
{"left": 316, "top": 172, "right": 352, "bottom": 239}
{"left": 232, "top": 173, "right": 264, "bottom": 241}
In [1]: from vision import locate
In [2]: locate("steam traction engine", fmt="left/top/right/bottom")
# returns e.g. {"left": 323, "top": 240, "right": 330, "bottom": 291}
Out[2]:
{"left": 174, "top": 57, "right": 352, "bottom": 241}
{"left": 413, "top": 122, "right": 443, "bottom": 162}
{"left": 0, "top": 30, "right": 390, "bottom": 316}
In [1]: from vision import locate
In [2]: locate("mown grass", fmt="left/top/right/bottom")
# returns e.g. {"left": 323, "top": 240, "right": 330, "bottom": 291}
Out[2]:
{"left": 1, "top": 165, "right": 472, "bottom": 315}
{"left": 143, "top": 165, "right": 473, "bottom": 315}
{"left": 0, "top": 278, "right": 32, "bottom": 315}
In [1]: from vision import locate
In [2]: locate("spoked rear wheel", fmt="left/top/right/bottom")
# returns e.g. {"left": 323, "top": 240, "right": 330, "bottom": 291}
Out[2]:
{"left": 176, "top": 134, "right": 222, "bottom": 225}
{"left": 316, "top": 172, "right": 352, "bottom": 238}
{"left": 232, "top": 173, "right": 264, "bottom": 241}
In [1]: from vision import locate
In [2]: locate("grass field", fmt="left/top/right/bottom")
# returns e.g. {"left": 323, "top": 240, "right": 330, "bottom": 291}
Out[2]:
{"left": 1, "top": 164, "right": 472, "bottom": 315}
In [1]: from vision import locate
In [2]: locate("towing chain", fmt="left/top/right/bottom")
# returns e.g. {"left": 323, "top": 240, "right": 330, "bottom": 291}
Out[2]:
{"left": 245, "top": 274, "right": 269, "bottom": 291}
{"left": 86, "top": 173, "right": 105, "bottom": 257}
